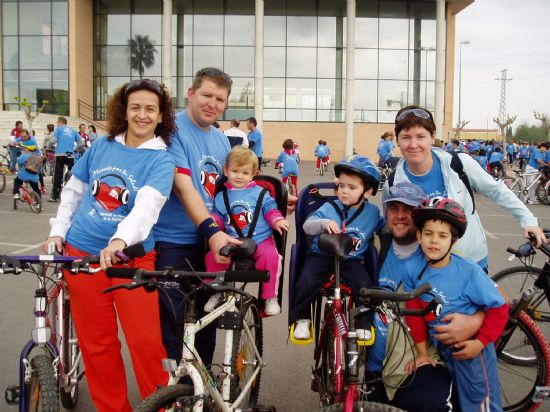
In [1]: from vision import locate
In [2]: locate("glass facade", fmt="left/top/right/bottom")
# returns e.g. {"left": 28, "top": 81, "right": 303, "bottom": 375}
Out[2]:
{"left": 1, "top": 0, "right": 69, "bottom": 115}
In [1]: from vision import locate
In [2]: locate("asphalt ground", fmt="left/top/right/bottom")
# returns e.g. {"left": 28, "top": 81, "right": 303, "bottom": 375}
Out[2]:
{"left": 0, "top": 160, "right": 549, "bottom": 411}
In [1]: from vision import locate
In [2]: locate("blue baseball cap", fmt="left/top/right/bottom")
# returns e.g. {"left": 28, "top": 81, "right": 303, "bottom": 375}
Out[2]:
{"left": 383, "top": 182, "right": 426, "bottom": 207}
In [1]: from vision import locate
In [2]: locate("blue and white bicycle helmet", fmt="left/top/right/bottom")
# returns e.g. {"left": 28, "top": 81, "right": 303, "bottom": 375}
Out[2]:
{"left": 334, "top": 155, "right": 381, "bottom": 195}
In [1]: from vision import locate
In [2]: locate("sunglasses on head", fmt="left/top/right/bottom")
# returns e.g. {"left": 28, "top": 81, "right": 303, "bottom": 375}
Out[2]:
{"left": 125, "top": 79, "right": 162, "bottom": 95}
{"left": 395, "top": 108, "right": 432, "bottom": 123}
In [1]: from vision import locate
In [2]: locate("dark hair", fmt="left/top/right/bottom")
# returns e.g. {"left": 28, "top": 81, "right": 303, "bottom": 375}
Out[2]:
{"left": 538, "top": 142, "right": 549, "bottom": 150}
{"left": 479, "top": 148, "right": 486, "bottom": 156}
{"left": 381, "top": 131, "right": 394, "bottom": 139}
{"left": 247, "top": 117, "right": 257, "bottom": 127}
{"left": 21, "top": 129, "right": 29, "bottom": 136}
{"left": 230, "top": 119, "right": 240, "bottom": 128}
{"left": 452, "top": 139, "right": 460, "bottom": 146}
{"left": 47, "top": 124, "right": 54, "bottom": 133}
{"left": 192, "top": 67, "right": 233, "bottom": 97}
{"left": 15, "top": 121, "right": 23, "bottom": 127}
{"left": 106, "top": 79, "right": 176, "bottom": 145}
{"left": 495, "top": 147, "right": 501, "bottom": 153}
{"left": 394, "top": 105, "right": 436, "bottom": 138}
{"left": 282, "top": 138, "right": 294, "bottom": 150}
{"left": 89, "top": 125, "right": 96, "bottom": 133}
{"left": 79, "top": 123, "right": 85, "bottom": 128}
{"left": 57, "top": 116, "right": 68, "bottom": 125}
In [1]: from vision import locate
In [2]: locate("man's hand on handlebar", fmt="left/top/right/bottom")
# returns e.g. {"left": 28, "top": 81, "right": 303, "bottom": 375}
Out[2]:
{"left": 209, "top": 232, "right": 242, "bottom": 265}
{"left": 523, "top": 226, "right": 547, "bottom": 249}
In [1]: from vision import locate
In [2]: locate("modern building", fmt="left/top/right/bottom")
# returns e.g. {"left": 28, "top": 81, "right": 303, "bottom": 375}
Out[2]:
{"left": 0, "top": 0, "right": 473, "bottom": 160}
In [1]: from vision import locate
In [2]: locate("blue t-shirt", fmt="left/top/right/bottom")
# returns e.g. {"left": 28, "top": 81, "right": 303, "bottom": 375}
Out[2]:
{"left": 315, "top": 145, "right": 329, "bottom": 158}
{"left": 367, "top": 245, "right": 424, "bottom": 372}
{"left": 518, "top": 146, "right": 530, "bottom": 159}
{"left": 404, "top": 153, "right": 447, "bottom": 199}
{"left": 65, "top": 137, "right": 174, "bottom": 255}
{"left": 402, "top": 254, "right": 505, "bottom": 342}
{"left": 307, "top": 200, "right": 383, "bottom": 259}
{"left": 276, "top": 150, "right": 299, "bottom": 177}
{"left": 506, "top": 144, "right": 514, "bottom": 154}
{"left": 248, "top": 129, "right": 263, "bottom": 158}
{"left": 528, "top": 149, "right": 544, "bottom": 169}
{"left": 474, "top": 155, "right": 487, "bottom": 169}
{"left": 153, "top": 110, "right": 231, "bottom": 245}
{"left": 54, "top": 125, "right": 82, "bottom": 155}
{"left": 213, "top": 184, "right": 278, "bottom": 244}
{"left": 489, "top": 151, "right": 504, "bottom": 164}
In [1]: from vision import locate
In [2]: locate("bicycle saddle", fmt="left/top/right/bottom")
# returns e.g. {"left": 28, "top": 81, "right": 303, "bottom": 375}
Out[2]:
{"left": 318, "top": 233, "right": 353, "bottom": 259}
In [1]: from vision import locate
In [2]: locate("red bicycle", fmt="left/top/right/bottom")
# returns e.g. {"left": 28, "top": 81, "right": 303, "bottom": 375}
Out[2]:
{"left": 309, "top": 234, "right": 439, "bottom": 412}
{"left": 14, "top": 182, "right": 42, "bottom": 214}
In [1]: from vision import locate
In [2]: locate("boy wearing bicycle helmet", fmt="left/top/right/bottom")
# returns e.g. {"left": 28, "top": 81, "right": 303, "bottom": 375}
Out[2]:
{"left": 13, "top": 140, "right": 42, "bottom": 200}
{"left": 291, "top": 155, "right": 383, "bottom": 341}
{"left": 404, "top": 198, "right": 507, "bottom": 411}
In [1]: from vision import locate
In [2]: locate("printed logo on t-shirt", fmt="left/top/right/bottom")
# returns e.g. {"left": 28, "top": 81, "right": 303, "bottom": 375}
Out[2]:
{"left": 198, "top": 156, "right": 223, "bottom": 199}
{"left": 91, "top": 173, "right": 131, "bottom": 213}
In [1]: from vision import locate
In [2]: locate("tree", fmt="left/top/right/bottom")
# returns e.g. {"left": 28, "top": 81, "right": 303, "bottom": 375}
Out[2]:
{"left": 514, "top": 124, "right": 548, "bottom": 143}
{"left": 128, "top": 35, "right": 157, "bottom": 79}
{"left": 455, "top": 120, "right": 470, "bottom": 139}
{"left": 13, "top": 96, "right": 48, "bottom": 132}
{"left": 505, "top": 127, "right": 513, "bottom": 140}
{"left": 534, "top": 110, "right": 550, "bottom": 142}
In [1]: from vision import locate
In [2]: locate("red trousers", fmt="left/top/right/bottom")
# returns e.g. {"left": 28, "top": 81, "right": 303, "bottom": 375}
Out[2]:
{"left": 282, "top": 175, "right": 298, "bottom": 192}
{"left": 64, "top": 243, "right": 168, "bottom": 412}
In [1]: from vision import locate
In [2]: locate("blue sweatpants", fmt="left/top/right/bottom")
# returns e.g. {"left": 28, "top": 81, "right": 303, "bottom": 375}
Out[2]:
{"left": 155, "top": 241, "right": 217, "bottom": 367}
{"left": 439, "top": 342, "right": 503, "bottom": 412}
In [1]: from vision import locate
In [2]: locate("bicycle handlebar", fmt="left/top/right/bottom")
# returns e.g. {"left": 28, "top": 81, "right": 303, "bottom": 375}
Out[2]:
{"left": 359, "top": 283, "right": 432, "bottom": 303}
{"left": 105, "top": 267, "right": 269, "bottom": 283}
{"left": 506, "top": 230, "right": 550, "bottom": 260}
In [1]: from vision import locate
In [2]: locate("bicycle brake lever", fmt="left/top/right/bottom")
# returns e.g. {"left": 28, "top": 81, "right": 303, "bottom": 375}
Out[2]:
{"left": 103, "top": 281, "right": 150, "bottom": 294}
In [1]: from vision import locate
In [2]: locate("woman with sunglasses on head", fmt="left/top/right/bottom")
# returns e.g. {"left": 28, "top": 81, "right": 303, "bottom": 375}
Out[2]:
{"left": 384, "top": 105, "right": 546, "bottom": 271}
{"left": 41, "top": 79, "right": 175, "bottom": 412}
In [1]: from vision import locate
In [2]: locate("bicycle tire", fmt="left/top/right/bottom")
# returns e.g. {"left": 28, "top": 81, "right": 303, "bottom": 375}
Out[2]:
{"left": 319, "top": 309, "right": 337, "bottom": 406}
{"left": 135, "top": 384, "right": 215, "bottom": 412}
{"left": 320, "top": 163, "right": 324, "bottom": 176}
{"left": 26, "top": 353, "right": 60, "bottom": 412}
{"left": 14, "top": 197, "right": 18, "bottom": 210}
{"left": 492, "top": 266, "right": 549, "bottom": 365}
{"left": 29, "top": 191, "right": 42, "bottom": 214}
{"left": 498, "top": 311, "right": 550, "bottom": 412}
{"left": 0, "top": 172, "right": 5, "bottom": 193}
{"left": 230, "top": 297, "right": 263, "bottom": 407}
{"left": 535, "top": 181, "right": 549, "bottom": 205}
{"left": 59, "top": 298, "right": 81, "bottom": 409}
{"left": 319, "top": 401, "right": 404, "bottom": 411}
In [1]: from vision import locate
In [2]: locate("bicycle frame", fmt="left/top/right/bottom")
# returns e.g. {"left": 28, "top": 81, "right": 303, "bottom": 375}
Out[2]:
{"left": 506, "top": 171, "right": 543, "bottom": 202}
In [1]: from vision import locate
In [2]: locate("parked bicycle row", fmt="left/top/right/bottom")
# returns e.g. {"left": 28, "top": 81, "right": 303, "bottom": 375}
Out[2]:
{"left": 1, "top": 70, "right": 549, "bottom": 412}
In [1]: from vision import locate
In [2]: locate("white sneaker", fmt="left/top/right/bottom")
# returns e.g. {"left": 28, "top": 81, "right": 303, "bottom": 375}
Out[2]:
{"left": 264, "top": 298, "right": 281, "bottom": 316}
{"left": 356, "top": 328, "right": 373, "bottom": 342}
{"left": 13, "top": 193, "right": 19, "bottom": 200}
{"left": 204, "top": 293, "right": 223, "bottom": 312}
{"left": 527, "top": 199, "right": 540, "bottom": 205}
{"left": 293, "top": 319, "right": 311, "bottom": 340}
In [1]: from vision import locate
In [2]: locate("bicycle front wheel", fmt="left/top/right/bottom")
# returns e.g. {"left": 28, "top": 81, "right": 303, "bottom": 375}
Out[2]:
{"left": 498, "top": 312, "right": 550, "bottom": 412}
{"left": 135, "top": 384, "right": 214, "bottom": 412}
{"left": 492, "top": 266, "right": 549, "bottom": 353}
{"left": 29, "top": 191, "right": 42, "bottom": 214}
{"left": 535, "top": 181, "right": 549, "bottom": 205}
{"left": 26, "top": 353, "right": 60, "bottom": 412}
{"left": 230, "top": 297, "right": 263, "bottom": 407}
{"left": 59, "top": 298, "right": 81, "bottom": 409}
{"left": 319, "top": 401, "right": 404, "bottom": 411}
{"left": 0, "top": 172, "right": 5, "bottom": 193}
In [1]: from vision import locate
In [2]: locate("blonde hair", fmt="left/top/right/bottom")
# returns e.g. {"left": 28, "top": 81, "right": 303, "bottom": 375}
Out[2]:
{"left": 226, "top": 147, "right": 259, "bottom": 173}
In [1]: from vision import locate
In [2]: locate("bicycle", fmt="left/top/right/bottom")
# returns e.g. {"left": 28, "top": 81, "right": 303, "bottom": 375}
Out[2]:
{"left": 503, "top": 169, "right": 547, "bottom": 204}
{"left": 106, "top": 240, "right": 275, "bottom": 412}
{"left": 14, "top": 181, "right": 42, "bottom": 214}
{"left": 301, "top": 234, "right": 440, "bottom": 412}
{"left": 284, "top": 173, "right": 297, "bottom": 197}
{"left": 0, "top": 254, "right": 95, "bottom": 412}
{"left": 318, "top": 159, "right": 328, "bottom": 177}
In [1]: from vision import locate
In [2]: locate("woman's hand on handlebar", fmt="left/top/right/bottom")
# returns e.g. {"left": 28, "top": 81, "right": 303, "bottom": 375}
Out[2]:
{"left": 99, "top": 238, "right": 127, "bottom": 271}
{"left": 209, "top": 232, "right": 242, "bottom": 265}
{"left": 523, "top": 226, "right": 547, "bottom": 249}
{"left": 42, "top": 236, "right": 64, "bottom": 254}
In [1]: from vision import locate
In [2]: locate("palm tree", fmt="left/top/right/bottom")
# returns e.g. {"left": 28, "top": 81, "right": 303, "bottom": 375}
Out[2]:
{"left": 128, "top": 34, "right": 157, "bottom": 79}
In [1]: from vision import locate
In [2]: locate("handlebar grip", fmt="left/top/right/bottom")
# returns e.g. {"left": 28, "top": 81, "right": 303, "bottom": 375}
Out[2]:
{"left": 506, "top": 243, "right": 533, "bottom": 258}
{"left": 105, "top": 267, "right": 138, "bottom": 279}
{"left": 399, "top": 298, "right": 440, "bottom": 317}
{"left": 122, "top": 243, "right": 146, "bottom": 258}
{"left": 224, "top": 270, "right": 269, "bottom": 283}
{"left": 360, "top": 283, "right": 432, "bottom": 302}
{"left": 220, "top": 244, "right": 235, "bottom": 257}
{"left": 87, "top": 256, "right": 100, "bottom": 264}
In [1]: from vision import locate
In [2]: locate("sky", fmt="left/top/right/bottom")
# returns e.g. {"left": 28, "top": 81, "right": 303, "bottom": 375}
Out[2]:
{"left": 453, "top": 0, "right": 550, "bottom": 130}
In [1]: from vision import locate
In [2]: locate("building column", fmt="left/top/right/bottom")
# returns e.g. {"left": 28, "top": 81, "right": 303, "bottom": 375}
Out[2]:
{"left": 162, "top": 0, "right": 172, "bottom": 91}
{"left": 344, "top": 0, "right": 356, "bottom": 157}
{"left": 434, "top": 0, "right": 446, "bottom": 139}
{"left": 254, "top": 0, "right": 264, "bottom": 129}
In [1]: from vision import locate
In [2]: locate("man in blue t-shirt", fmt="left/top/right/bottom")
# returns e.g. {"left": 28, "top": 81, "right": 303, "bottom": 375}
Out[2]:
{"left": 525, "top": 142, "right": 549, "bottom": 204}
{"left": 153, "top": 68, "right": 240, "bottom": 365}
{"left": 246, "top": 116, "right": 263, "bottom": 166}
{"left": 48, "top": 116, "right": 82, "bottom": 202}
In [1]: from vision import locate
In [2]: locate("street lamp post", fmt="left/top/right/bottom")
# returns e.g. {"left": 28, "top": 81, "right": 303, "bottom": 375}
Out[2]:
{"left": 458, "top": 40, "right": 470, "bottom": 139}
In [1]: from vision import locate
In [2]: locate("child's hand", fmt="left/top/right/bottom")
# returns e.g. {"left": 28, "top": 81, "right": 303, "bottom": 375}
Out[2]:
{"left": 452, "top": 339, "right": 484, "bottom": 360}
{"left": 405, "top": 353, "right": 436, "bottom": 374}
{"left": 274, "top": 219, "right": 290, "bottom": 234}
{"left": 326, "top": 221, "right": 340, "bottom": 234}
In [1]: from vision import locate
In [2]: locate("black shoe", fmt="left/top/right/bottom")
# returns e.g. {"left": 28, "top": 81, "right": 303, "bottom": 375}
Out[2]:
{"left": 47, "top": 197, "right": 58, "bottom": 203}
